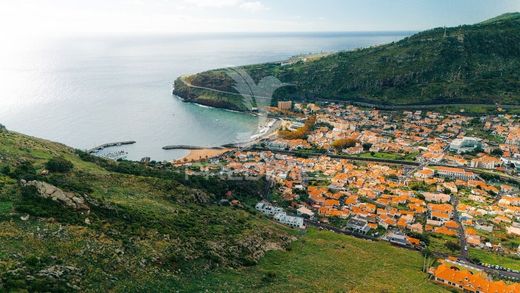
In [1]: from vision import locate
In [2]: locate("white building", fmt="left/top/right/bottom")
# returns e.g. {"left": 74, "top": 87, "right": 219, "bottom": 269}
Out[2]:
{"left": 273, "top": 212, "right": 305, "bottom": 229}
{"left": 256, "top": 201, "right": 305, "bottom": 229}
{"left": 255, "top": 201, "right": 284, "bottom": 216}
{"left": 449, "top": 137, "right": 482, "bottom": 154}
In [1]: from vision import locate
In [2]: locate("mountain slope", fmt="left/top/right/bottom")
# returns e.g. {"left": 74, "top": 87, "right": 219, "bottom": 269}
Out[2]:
{"left": 173, "top": 13, "right": 520, "bottom": 110}
{"left": 0, "top": 128, "right": 293, "bottom": 291}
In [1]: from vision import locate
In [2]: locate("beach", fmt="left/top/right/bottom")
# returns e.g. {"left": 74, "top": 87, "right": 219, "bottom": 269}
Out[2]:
{"left": 176, "top": 148, "right": 232, "bottom": 162}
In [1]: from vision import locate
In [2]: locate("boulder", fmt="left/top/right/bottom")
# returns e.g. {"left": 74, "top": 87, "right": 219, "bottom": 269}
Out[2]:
{"left": 23, "top": 181, "right": 90, "bottom": 212}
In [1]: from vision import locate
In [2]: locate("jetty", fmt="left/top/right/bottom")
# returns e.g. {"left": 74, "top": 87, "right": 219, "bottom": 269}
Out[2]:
{"left": 162, "top": 145, "right": 225, "bottom": 150}
{"left": 88, "top": 141, "right": 136, "bottom": 154}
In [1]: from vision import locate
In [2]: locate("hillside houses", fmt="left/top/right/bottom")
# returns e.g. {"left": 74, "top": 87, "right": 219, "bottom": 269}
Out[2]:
{"left": 177, "top": 103, "right": 520, "bottom": 272}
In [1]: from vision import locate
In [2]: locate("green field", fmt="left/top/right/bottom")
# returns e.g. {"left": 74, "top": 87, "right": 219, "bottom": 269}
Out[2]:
{"left": 469, "top": 248, "right": 520, "bottom": 271}
{"left": 357, "top": 152, "right": 418, "bottom": 162}
{"left": 179, "top": 229, "right": 447, "bottom": 292}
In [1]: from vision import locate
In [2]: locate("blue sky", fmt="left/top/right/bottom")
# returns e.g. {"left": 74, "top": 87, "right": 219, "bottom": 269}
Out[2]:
{"left": 1, "top": 0, "right": 519, "bottom": 36}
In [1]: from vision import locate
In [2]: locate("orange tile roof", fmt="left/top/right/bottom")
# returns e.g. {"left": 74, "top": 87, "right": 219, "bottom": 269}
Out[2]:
{"left": 431, "top": 262, "right": 520, "bottom": 293}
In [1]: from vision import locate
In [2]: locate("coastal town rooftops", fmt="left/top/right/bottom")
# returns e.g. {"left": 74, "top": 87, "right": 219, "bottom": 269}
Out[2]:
{"left": 430, "top": 261, "right": 520, "bottom": 293}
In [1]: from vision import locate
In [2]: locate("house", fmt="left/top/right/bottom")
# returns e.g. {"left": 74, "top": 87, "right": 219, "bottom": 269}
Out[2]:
{"left": 346, "top": 217, "right": 371, "bottom": 234}
{"left": 470, "top": 155, "right": 502, "bottom": 169}
{"left": 436, "top": 166, "right": 476, "bottom": 180}
{"left": 273, "top": 212, "right": 305, "bottom": 229}
{"left": 423, "top": 192, "right": 451, "bottom": 203}
{"left": 507, "top": 223, "right": 520, "bottom": 236}
{"left": 475, "top": 221, "right": 494, "bottom": 233}
{"left": 256, "top": 201, "right": 284, "bottom": 216}
{"left": 277, "top": 101, "right": 292, "bottom": 111}
{"left": 385, "top": 230, "right": 410, "bottom": 246}
{"left": 430, "top": 261, "right": 520, "bottom": 293}
{"left": 297, "top": 206, "right": 315, "bottom": 218}
{"left": 414, "top": 168, "right": 434, "bottom": 179}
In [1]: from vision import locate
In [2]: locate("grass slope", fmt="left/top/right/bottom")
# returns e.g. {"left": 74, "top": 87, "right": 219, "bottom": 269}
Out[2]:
{"left": 0, "top": 130, "right": 292, "bottom": 292}
{"left": 181, "top": 229, "right": 447, "bottom": 292}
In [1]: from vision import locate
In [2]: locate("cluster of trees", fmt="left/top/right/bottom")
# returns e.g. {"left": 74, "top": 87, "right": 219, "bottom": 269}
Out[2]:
{"left": 331, "top": 138, "right": 358, "bottom": 150}
{"left": 278, "top": 116, "right": 316, "bottom": 140}
{"left": 45, "top": 157, "right": 74, "bottom": 173}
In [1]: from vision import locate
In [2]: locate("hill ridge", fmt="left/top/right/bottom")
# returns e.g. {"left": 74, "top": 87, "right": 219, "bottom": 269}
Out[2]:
{"left": 173, "top": 13, "right": 520, "bottom": 111}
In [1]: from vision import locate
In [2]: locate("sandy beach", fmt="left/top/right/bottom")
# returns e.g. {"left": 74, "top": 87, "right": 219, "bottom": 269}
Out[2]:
{"left": 176, "top": 148, "right": 232, "bottom": 162}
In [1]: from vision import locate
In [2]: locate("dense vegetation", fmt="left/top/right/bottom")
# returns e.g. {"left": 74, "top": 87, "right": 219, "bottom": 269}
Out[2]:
{"left": 174, "top": 13, "right": 520, "bottom": 110}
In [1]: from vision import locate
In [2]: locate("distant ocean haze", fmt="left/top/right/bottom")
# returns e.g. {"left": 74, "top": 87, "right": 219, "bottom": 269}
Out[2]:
{"left": 0, "top": 32, "right": 411, "bottom": 161}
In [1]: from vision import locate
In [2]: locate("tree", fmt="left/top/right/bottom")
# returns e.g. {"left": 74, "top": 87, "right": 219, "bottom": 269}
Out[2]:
{"left": 362, "top": 143, "right": 373, "bottom": 151}
{"left": 11, "top": 161, "right": 37, "bottom": 180}
{"left": 491, "top": 148, "right": 503, "bottom": 156}
{"left": 278, "top": 116, "right": 316, "bottom": 140}
{"left": 45, "top": 157, "right": 74, "bottom": 173}
{"left": 332, "top": 138, "right": 357, "bottom": 150}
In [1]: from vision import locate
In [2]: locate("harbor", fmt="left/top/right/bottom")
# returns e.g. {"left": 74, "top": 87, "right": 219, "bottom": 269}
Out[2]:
{"left": 87, "top": 141, "right": 136, "bottom": 154}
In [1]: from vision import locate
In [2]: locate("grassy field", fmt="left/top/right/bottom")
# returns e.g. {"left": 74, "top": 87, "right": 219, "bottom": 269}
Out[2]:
{"left": 179, "top": 229, "right": 447, "bottom": 292}
{"left": 469, "top": 248, "right": 520, "bottom": 271}
{"left": 357, "top": 152, "right": 418, "bottom": 162}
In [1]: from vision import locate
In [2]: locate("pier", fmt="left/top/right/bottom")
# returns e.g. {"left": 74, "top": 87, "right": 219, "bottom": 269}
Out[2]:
{"left": 162, "top": 145, "right": 225, "bottom": 150}
{"left": 88, "top": 141, "right": 136, "bottom": 154}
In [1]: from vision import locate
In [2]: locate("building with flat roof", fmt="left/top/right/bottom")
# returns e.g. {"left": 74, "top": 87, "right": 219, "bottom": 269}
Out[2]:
{"left": 449, "top": 137, "right": 482, "bottom": 154}
{"left": 277, "top": 101, "right": 292, "bottom": 111}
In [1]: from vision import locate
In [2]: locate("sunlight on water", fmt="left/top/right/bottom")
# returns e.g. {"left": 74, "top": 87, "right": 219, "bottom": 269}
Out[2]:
{"left": 0, "top": 32, "right": 410, "bottom": 161}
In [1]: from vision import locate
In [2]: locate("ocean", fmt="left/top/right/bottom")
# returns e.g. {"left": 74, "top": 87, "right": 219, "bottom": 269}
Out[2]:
{"left": 0, "top": 32, "right": 411, "bottom": 161}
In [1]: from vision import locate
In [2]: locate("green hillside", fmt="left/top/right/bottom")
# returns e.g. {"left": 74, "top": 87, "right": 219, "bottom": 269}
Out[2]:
{"left": 0, "top": 128, "right": 292, "bottom": 291}
{"left": 0, "top": 127, "right": 445, "bottom": 292}
{"left": 173, "top": 13, "right": 520, "bottom": 110}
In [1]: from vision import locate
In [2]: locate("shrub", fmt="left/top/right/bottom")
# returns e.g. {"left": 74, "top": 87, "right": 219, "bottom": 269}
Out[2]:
{"left": 11, "top": 161, "right": 37, "bottom": 180}
{"left": 45, "top": 157, "right": 73, "bottom": 173}
{"left": 362, "top": 143, "right": 373, "bottom": 151}
{"left": 445, "top": 241, "right": 461, "bottom": 252}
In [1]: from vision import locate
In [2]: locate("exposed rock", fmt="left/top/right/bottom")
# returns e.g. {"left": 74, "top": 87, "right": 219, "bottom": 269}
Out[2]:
{"left": 23, "top": 181, "right": 90, "bottom": 212}
{"left": 20, "top": 214, "right": 30, "bottom": 221}
{"left": 37, "top": 265, "right": 79, "bottom": 279}
{"left": 205, "top": 231, "right": 296, "bottom": 267}
{"left": 173, "top": 187, "right": 213, "bottom": 205}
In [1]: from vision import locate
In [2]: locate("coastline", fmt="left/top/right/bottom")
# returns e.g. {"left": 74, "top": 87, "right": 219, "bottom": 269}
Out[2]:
{"left": 174, "top": 148, "right": 232, "bottom": 163}
{"left": 170, "top": 117, "right": 280, "bottom": 163}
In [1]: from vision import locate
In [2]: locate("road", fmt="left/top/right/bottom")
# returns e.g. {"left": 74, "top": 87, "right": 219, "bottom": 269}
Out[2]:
{"left": 176, "top": 75, "right": 274, "bottom": 102}
{"left": 176, "top": 76, "right": 520, "bottom": 111}
{"left": 247, "top": 147, "right": 520, "bottom": 184}
{"left": 450, "top": 194, "right": 469, "bottom": 259}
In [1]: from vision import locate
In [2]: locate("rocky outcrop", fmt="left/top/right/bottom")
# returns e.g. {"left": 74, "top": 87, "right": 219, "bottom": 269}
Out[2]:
{"left": 21, "top": 180, "right": 90, "bottom": 212}
{"left": 204, "top": 231, "right": 296, "bottom": 267}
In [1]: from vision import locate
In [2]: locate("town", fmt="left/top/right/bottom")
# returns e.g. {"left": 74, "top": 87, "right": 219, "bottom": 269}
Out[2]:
{"left": 175, "top": 102, "right": 520, "bottom": 292}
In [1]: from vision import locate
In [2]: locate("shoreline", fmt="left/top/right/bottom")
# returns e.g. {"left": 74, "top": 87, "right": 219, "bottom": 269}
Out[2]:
{"left": 174, "top": 148, "right": 233, "bottom": 163}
